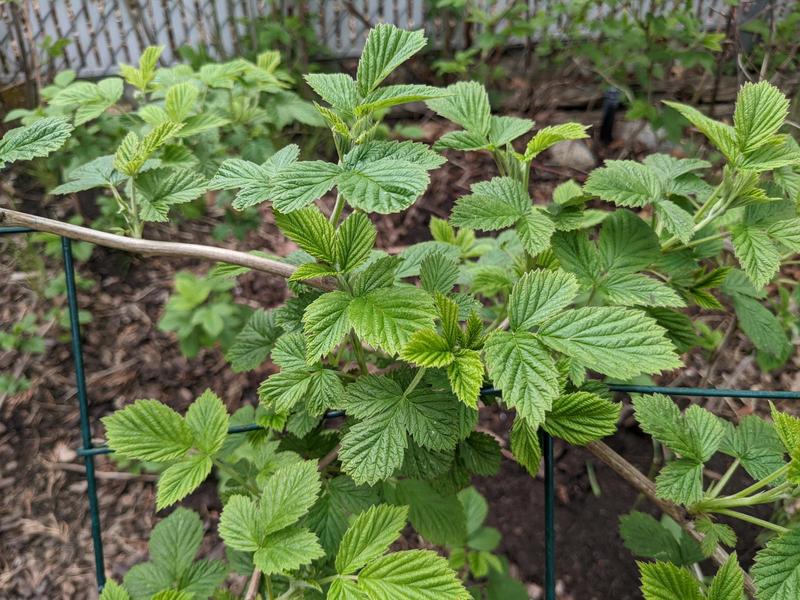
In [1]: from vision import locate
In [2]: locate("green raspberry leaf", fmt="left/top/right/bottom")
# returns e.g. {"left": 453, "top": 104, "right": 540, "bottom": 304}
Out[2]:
{"left": 0, "top": 117, "right": 74, "bottom": 168}
{"left": 451, "top": 177, "right": 530, "bottom": 231}
{"left": 731, "top": 224, "right": 780, "bottom": 289}
{"left": 511, "top": 417, "right": 542, "bottom": 476}
{"left": 544, "top": 392, "right": 620, "bottom": 445}
{"left": 447, "top": 349, "right": 484, "bottom": 408}
{"left": 270, "top": 160, "right": 341, "bottom": 212}
{"left": 226, "top": 309, "right": 282, "bottom": 372}
{"left": 538, "top": 307, "right": 681, "bottom": 379}
{"left": 156, "top": 454, "right": 213, "bottom": 510}
{"left": 303, "top": 291, "right": 353, "bottom": 363}
{"left": 356, "top": 24, "right": 427, "bottom": 95}
{"left": 348, "top": 286, "right": 435, "bottom": 355}
{"left": 484, "top": 331, "right": 559, "bottom": 428}
{"left": 508, "top": 269, "right": 579, "bottom": 330}
{"left": 274, "top": 206, "right": 337, "bottom": 264}
{"left": 336, "top": 212, "right": 377, "bottom": 272}
{"left": 524, "top": 123, "right": 590, "bottom": 160}
{"left": 359, "top": 549, "right": 470, "bottom": 599}
{"left": 584, "top": 160, "right": 663, "bottom": 208}
{"left": 185, "top": 389, "right": 228, "bottom": 456}
{"left": 336, "top": 504, "right": 408, "bottom": 575}
{"left": 102, "top": 399, "right": 193, "bottom": 462}
{"left": 427, "top": 81, "right": 492, "bottom": 136}
{"left": 752, "top": 527, "right": 800, "bottom": 600}
{"left": 655, "top": 458, "right": 704, "bottom": 505}
{"left": 401, "top": 328, "right": 454, "bottom": 368}
{"left": 253, "top": 527, "right": 325, "bottom": 575}
{"left": 707, "top": 553, "right": 745, "bottom": 600}
{"left": 733, "top": 81, "right": 790, "bottom": 154}
{"left": 638, "top": 561, "right": 702, "bottom": 600}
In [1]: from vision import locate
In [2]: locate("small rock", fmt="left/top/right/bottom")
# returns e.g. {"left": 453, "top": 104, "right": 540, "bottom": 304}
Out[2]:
{"left": 547, "top": 139, "right": 596, "bottom": 171}
{"left": 527, "top": 583, "right": 543, "bottom": 599}
{"left": 618, "top": 120, "right": 660, "bottom": 151}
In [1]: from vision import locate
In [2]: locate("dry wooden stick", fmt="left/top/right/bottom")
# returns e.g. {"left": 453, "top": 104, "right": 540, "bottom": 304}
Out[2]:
{"left": 0, "top": 208, "right": 335, "bottom": 290}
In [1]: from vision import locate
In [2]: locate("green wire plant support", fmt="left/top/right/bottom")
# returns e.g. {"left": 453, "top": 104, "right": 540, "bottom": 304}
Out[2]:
{"left": 2, "top": 226, "right": 800, "bottom": 598}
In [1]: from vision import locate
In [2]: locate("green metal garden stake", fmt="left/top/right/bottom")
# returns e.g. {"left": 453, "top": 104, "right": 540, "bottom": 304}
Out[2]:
{"left": 543, "top": 431, "right": 556, "bottom": 600}
{"left": 61, "top": 236, "right": 106, "bottom": 590}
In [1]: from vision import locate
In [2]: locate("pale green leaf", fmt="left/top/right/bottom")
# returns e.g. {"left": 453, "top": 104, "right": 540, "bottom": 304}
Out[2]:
{"left": 584, "top": 160, "right": 662, "bottom": 207}
{"left": 707, "top": 553, "right": 745, "bottom": 600}
{"left": 218, "top": 495, "right": 261, "bottom": 551}
{"left": 768, "top": 218, "right": 800, "bottom": 252}
{"left": 185, "top": 389, "right": 228, "bottom": 456}
{"left": 537, "top": 307, "right": 681, "bottom": 379}
{"left": 731, "top": 224, "right": 780, "bottom": 288}
{"left": 427, "top": 81, "right": 491, "bottom": 136}
{"left": 488, "top": 115, "right": 534, "bottom": 147}
{"left": 450, "top": 176, "right": 529, "bottom": 230}
{"left": 638, "top": 561, "right": 702, "bottom": 600}
{"left": 752, "top": 527, "right": 800, "bottom": 600}
{"left": 511, "top": 417, "right": 542, "bottom": 476}
{"left": 335, "top": 504, "right": 408, "bottom": 575}
{"left": 134, "top": 168, "right": 207, "bottom": 222}
{"left": 156, "top": 454, "right": 212, "bottom": 510}
{"left": 524, "top": 123, "right": 590, "bottom": 160}
{"left": 253, "top": 527, "right": 324, "bottom": 575}
{"left": 303, "top": 291, "right": 353, "bottom": 362}
{"left": 102, "top": 399, "right": 192, "bottom": 462}
{"left": 655, "top": 199, "right": 695, "bottom": 243}
{"left": 359, "top": 549, "right": 470, "bottom": 599}
{"left": 149, "top": 508, "right": 202, "bottom": 579}
{"left": 358, "top": 84, "right": 445, "bottom": 114}
{"left": 51, "top": 155, "right": 124, "bottom": 194}
{"left": 338, "top": 159, "right": 429, "bottom": 214}
{"left": 655, "top": 458, "right": 704, "bottom": 504}
{"left": 484, "top": 331, "right": 559, "bottom": 428}
{"left": 598, "top": 211, "right": 659, "bottom": 275}
{"left": 508, "top": 269, "right": 579, "bottom": 330}
{"left": 270, "top": 160, "right": 341, "bottom": 212}
{"left": 419, "top": 252, "right": 459, "bottom": 295}
{"left": 734, "top": 81, "right": 789, "bottom": 153}
{"left": 447, "top": 349, "right": 484, "bottom": 408}
{"left": 348, "top": 286, "right": 435, "bottom": 355}
{"left": 339, "top": 411, "right": 407, "bottom": 485}
{"left": 165, "top": 82, "right": 199, "bottom": 122}
{"left": 544, "top": 392, "right": 620, "bottom": 445}
{"left": 601, "top": 273, "right": 686, "bottom": 308}
{"left": 260, "top": 460, "right": 322, "bottom": 534}
{"left": 517, "top": 208, "right": 556, "bottom": 256}
{"left": 401, "top": 328, "right": 454, "bottom": 367}
{"left": 336, "top": 212, "right": 376, "bottom": 272}
{"left": 274, "top": 206, "right": 337, "bottom": 264}
{"left": 356, "top": 24, "right": 427, "bottom": 94}
{"left": 304, "top": 73, "right": 359, "bottom": 113}
{"left": 99, "top": 580, "right": 130, "bottom": 600}
{"left": 664, "top": 100, "right": 738, "bottom": 161}
{"left": 0, "top": 117, "right": 73, "bottom": 168}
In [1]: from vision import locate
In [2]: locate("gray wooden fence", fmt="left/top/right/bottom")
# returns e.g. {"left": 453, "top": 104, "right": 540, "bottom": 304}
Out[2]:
{"left": 0, "top": 0, "right": 763, "bottom": 88}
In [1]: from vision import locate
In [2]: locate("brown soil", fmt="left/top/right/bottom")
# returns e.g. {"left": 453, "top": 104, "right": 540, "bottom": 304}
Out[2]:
{"left": 1, "top": 113, "right": 798, "bottom": 599}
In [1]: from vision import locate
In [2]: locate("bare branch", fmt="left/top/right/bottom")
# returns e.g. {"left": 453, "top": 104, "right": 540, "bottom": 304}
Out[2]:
{"left": 0, "top": 208, "right": 335, "bottom": 290}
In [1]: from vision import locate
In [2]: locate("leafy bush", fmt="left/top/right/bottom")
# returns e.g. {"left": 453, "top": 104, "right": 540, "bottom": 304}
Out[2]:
{"left": 2, "top": 22, "right": 800, "bottom": 600}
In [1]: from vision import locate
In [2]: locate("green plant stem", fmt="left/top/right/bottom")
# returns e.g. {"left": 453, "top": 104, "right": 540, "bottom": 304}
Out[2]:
{"left": 329, "top": 193, "right": 345, "bottom": 226}
{"left": 350, "top": 330, "right": 369, "bottom": 375}
{"left": 706, "top": 458, "right": 740, "bottom": 499}
{"left": 714, "top": 509, "right": 790, "bottom": 534}
{"left": 213, "top": 458, "right": 259, "bottom": 496}
{"left": 698, "top": 483, "right": 791, "bottom": 512}
{"left": 404, "top": 367, "right": 427, "bottom": 396}
{"left": 664, "top": 232, "right": 726, "bottom": 253}
{"left": 729, "top": 463, "right": 790, "bottom": 500}
{"left": 266, "top": 576, "right": 275, "bottom": 600}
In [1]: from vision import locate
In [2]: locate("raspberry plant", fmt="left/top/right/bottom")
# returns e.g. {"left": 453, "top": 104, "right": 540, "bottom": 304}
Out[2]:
{"left": 2, "top": 23, "right": 800, "bottom": 600}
